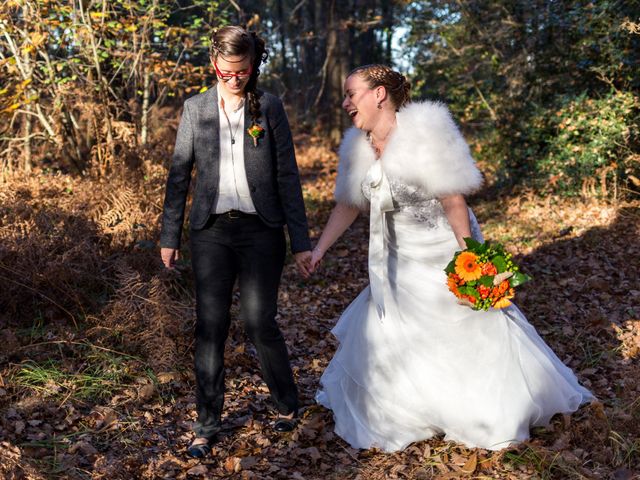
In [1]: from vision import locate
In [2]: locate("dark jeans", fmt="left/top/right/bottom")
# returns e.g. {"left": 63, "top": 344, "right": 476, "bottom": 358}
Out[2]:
{"left": 189, "top": 212, "right": 298, "bottom": 439}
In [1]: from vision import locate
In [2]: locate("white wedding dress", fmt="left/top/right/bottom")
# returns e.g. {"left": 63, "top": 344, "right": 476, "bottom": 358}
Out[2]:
{"left": 316, "top": 161, "right": 593, "bottom": 452}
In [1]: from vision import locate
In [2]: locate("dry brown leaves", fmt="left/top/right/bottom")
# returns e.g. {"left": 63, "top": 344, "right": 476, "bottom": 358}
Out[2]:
{"left": 0, "top": 134, "right": 638, "bottom": 479}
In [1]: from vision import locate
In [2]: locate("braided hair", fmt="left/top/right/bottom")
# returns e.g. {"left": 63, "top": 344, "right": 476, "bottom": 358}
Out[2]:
{"left": 349, "top": 64, "right": 411, "bottom": 110}
{"left": 210, "top": 26, "right": 269, "bottom": 125}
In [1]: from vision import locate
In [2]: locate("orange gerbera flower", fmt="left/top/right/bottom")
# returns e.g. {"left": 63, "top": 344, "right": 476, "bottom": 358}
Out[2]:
{"left": 455, "top": 251, "right": 482, "bottom": 282}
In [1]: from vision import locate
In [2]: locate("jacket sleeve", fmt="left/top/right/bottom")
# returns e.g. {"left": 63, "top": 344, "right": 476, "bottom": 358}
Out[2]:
{"left": 159, "top": 102, "right": 194, "bottom": 250}
{"left": 270, "top": 98, "right": 311, "bottom": 253}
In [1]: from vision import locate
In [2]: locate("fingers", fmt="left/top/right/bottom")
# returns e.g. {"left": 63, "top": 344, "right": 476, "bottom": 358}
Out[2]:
{"left": 160, "top": 248, "right": 178, "bottom": 269}
{"left": 161, "top": 254, "right": 172, "bottom": 269}
{"left": 297, "top": 260, "right": 311, "bottom": 279}
{"left": 308, "top": 249, "right": 323, "bottom": 273}
{"left": 294, "top": 251, "right": 312, "bottom": 279}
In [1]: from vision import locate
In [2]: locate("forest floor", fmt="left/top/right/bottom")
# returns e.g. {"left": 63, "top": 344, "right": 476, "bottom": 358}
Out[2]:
{"left": 0, "top": 135, "right": 639, "bottom": 479}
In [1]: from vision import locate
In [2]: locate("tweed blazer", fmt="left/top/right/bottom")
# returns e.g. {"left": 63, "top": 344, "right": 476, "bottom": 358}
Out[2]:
{"left": 160, "top": 87, "right": 311, "bottom": 253}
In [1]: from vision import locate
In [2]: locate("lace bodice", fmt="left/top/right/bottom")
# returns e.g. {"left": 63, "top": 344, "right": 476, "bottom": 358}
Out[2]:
{"left": 389, "top": 180, "right": 446, "bottom": 226}
{"left": 361, "top": 163, "right": 484, "bottom": 240}
{"left": 361, "top": 168, "right": 445, "bottom": 228}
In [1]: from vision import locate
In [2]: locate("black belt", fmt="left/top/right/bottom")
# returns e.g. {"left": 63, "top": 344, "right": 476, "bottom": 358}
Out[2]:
{"left": 219, "top": 210, "right": 256, "bottom": 219}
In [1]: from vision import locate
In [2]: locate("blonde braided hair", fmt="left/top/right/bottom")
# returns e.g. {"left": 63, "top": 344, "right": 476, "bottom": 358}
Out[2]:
{"left": 350, "top": 64, "right": 411, "bottom": 110}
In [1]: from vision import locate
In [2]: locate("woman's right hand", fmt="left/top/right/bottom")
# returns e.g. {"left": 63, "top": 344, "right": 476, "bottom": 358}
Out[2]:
{"left": 309, "top": 247, "right": 324, "bottom": 273}
{"left": 308, "top": 203, "right": 360, "bottom": 274}
{"left": 161, "top": 247, "right": 179, "bottom": 269}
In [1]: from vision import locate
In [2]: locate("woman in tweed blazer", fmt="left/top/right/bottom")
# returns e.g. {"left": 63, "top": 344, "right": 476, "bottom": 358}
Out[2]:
{"left": 160, "top": 26, "right": 311, "bottom": 458}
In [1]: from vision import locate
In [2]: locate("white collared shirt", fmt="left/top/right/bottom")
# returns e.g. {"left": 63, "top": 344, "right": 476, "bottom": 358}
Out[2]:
{"left": 213, "top": 84, "right": 257, "bottom": 214}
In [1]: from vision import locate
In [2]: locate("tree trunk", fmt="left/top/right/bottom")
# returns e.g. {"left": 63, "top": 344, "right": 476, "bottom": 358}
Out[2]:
{"left": 141, "top": 65, "right": 151, "bottom": 146}
{"left": 383, "top": 0, "right": 394, "bottom": 65}
{"left": 328, "top": 1, "right": 350, "bottom": 145}
{"left": 277, "top": 0, "right": 288, "bottom": 92}
{"left": 23, "top": 106, "right": 32, "bottom": 172}
{"left": 21, "top": 3, "right": 32, "bottom": 172}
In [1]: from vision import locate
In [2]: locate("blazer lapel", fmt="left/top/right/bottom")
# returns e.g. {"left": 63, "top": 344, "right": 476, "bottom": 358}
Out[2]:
{"left": 197, "top": 87, "right": 220, "bottom": 186}
{"left": 243, "top": 97, "right": 260, "bottom": 188}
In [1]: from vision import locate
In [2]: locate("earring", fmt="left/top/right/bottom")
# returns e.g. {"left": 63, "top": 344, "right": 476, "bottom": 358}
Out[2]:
{"left": 377, "top": 102, "right": 382, "bottom": 109}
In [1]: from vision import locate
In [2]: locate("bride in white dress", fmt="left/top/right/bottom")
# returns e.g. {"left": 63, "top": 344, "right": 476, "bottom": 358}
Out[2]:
{"left": 309, "top": 64, "right": 593, "bottom": 452}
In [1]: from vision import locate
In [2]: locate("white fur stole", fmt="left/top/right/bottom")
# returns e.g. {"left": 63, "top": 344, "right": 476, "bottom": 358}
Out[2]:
{"left": 334, "top": 101, "right": 483, "bottom": 209}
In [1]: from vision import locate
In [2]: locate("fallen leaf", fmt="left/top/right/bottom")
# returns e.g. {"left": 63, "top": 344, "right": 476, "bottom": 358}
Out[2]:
{"left": 14, "top": 420, "right": 25, "bottom": 435}
{"left": 137, "top": 383, "right": 156, "bottom": 402}
{"left": 186, "top": 464, "right": 209, "bottom": 476}
{"left": 91, "top": 407, "right": 118, "bottom": 432}
{"left": 240, "top": 456, "right": 257, "bottom": 469}
{"left": 304, "top": 446, "right": 321, "bottom": 461}
{"left": 613, "top": 468, "right": 636, "bottom": 480}
{"left": 224, "top": 456, "right": 242, "bottom": 473}
{"left": 68, "top": 440, "right": 98, "bottom": 457}
{"left": 461, "top": 452, "right": 477, "bottom": 473}
{"left": 157, "top": 371, "right": 181, "bottom": 384}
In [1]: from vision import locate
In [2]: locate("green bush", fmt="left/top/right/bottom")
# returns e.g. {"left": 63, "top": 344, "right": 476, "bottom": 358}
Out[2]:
{"left": 476, "top": 90, "right": 639, "bottom": 197}
{"left": 537, "top": 91, "right": 639, "bottom": 197}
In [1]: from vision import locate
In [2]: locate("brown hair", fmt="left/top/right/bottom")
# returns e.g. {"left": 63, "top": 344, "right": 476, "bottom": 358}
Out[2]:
{"left": 210, "top": 26, "right": 269, "bottom": 124}
{"left": 349, "top": 64, "right": 411, "bottom": 110}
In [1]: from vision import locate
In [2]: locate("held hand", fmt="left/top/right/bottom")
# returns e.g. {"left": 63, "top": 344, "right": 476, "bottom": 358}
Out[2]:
{"left": 161, "top": 247, "right": 179, "bottom": 269}
{"left": 294, "top": 251, "right": 312, "bottom": 279}
{"left": 309, "top": 247, "right": 324, "bottom": 273}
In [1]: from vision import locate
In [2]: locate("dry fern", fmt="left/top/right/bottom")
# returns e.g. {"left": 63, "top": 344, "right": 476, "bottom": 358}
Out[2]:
{"left": 98, "top": 260, "right": 194, "bottom": 372}
{"left": 0, "top": 171, "right": 163, "bottom": 330}
{"left": 92, "top": 186, "right": 147, "bottom": 247}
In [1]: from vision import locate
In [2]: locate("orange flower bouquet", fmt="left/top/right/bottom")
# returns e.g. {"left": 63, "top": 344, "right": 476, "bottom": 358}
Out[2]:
{"left": 444, "top": 238, "right": 531, "bottom": 311}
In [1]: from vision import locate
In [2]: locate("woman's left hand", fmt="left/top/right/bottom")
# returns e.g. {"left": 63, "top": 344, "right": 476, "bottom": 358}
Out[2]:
{"left": 294, "top": 251, "right": 313, "bottom": 278}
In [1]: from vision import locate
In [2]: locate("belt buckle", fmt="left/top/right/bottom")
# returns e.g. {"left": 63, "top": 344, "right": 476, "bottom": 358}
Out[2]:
{"left": 228, "top": 210, "right": 241, "bottom": 219}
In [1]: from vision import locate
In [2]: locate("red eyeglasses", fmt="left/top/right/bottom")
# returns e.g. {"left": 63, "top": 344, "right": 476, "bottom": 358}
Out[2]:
{"left": 214, "top": 62, "right": 253, "bottom": 82}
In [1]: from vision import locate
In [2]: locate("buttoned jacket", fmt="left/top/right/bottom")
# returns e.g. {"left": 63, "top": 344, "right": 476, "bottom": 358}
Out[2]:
{"left": 160, "top": 87, "right": 311, "bottom": 253}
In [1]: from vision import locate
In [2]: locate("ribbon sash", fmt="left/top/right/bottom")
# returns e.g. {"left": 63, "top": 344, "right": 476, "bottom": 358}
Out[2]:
{"left": 367, "top": 162, "right": 395, "bottom": 320}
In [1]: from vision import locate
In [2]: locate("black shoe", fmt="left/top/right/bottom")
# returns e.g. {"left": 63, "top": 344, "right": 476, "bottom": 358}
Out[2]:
{"left": 273, "top": 416, "right": 297, "bottom": 433}
{"left": 187, "top": 436, "right": 214, "bottom": 458}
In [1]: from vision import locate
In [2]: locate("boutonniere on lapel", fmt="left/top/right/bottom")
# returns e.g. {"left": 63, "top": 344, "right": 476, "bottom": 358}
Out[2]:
{"left": 247, "top": 124, "right": 265, "bottom": 147}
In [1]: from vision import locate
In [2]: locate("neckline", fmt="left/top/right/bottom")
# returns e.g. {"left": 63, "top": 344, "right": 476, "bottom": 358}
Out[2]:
{"left": 366, "top": 133, "right": 382, "bottom": 159}
{"left": 217, "top": 84, "right": 246, "bottom": 113}
{"left": 366, "top": 119, "right": 398, "bottom": 160}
